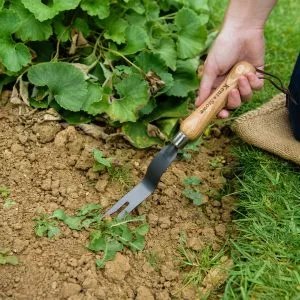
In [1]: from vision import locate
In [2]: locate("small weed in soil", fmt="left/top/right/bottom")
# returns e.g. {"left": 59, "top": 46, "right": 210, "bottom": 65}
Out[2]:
{"left": 34, "top": 204, "right": 149, "bottom": 267}
{"left": 0, "top": 248, "right": 19, "bottom": 266}
{"left": 177, "top": 234, "right": 225, "bottom": 297}
{"left": 93, "top": 149, "right": 133, "bottom": 189}
{"left": 3, "top": 198, "right": 16, "bottom": 209}
{"left": 182, "top": 176, "right": 207, "bottom": 206}
{"left": 33, "top": 215, "right": 61, "bottom": 238}
{"left": 0, "top": 186, "right": 10, "bottom": 198}
{"left": 178, "top": 137, "right": 203, "bottom": 160}
{"left": 87, "top": 215, "right": 149, "bottom": 268}
{"left": 146, "top": 251, "right": 162, "bottom": 271}
{"left": 209, "top": 156, "right": 226, "bottom": 169}
{"left": 1, "top": 185, "right": 16, "bottom": 209}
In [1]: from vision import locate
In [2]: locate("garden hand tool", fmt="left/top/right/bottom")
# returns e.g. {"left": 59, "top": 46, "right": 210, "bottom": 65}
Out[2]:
{"left": 106, "top": 61, "right": 255, "bottom": 219}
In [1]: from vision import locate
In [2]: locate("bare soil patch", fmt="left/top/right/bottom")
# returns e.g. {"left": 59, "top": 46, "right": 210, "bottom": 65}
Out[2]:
{"left": 0, "top": 94, "right": 236, "bottom": 300}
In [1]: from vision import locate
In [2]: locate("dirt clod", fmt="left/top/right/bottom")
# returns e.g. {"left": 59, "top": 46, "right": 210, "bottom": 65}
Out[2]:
{"left": 136, "top": 286, "right": 154, "bottom": 300}
{"left": 104, "top": 253, "right": 131, "bottom": 281}
{"left": 61, "top": 283, "right": 82, "bottom": 299}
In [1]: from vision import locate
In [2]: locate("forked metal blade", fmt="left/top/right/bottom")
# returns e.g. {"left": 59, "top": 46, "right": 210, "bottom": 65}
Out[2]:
{"left": 105, "top": 144, "right": 178, "bottom": 219}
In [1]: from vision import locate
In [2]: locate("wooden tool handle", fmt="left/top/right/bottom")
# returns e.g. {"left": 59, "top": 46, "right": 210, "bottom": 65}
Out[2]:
{"left": 180, "top": 61, "right": 256, "bottom": 140}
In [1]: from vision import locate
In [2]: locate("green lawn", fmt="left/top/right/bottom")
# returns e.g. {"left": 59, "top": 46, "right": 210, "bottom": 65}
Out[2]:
{"left": 208, "top": 0, "right": 300, "bottom": 299}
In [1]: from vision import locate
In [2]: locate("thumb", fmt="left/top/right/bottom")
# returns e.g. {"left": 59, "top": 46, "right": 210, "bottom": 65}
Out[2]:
{"left": 195, "top": 64, "right": 217, "bottom": 107}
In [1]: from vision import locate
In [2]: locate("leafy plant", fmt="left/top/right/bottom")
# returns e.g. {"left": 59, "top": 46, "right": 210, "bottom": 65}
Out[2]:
{"left": 35, "top": 203, "right": 149, "bottom": 267}
{"left": 3, "top": 198, "right": 16, "bottom": 209}
{"left": 0, "top": 248, "right": 19, "bottom": 265}
{"left": 0, "top": 185, "right": 10, "bottom": 198}
{"left": 52, "top": 203, "right": 102, "bottom": 230}
{"left": 209, "top": 156, "right": 226, "bottom": 169}
{"left": 93, "top": 149, "right": 133, "bottom": 188}
{"left": 178, "top": 137, "right": 203, "bottom": 160}
{"left": 93, "top": 149, "right": 112, "bottom": 172}
{"left": 33, "top": 215, "right": 61, "bottom": 238}
{"left": 87, "top": 215, "right": 149, "bottom": 268}
{"left": 0, "top": 0, "right": 216, "bottom": 148}
{"left": 183, "top": 176, "right": 201, "bottom": 185}
{"left": 147, "top": 251, "right": 162, "bottom": 271}
{"left": 182, "top": 176, "right": 207, "bottom": 206}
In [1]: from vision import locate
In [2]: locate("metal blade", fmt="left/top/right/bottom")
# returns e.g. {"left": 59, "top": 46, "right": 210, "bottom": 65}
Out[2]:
{"left": 105, "top": 144, "right": 178, "bottom": 219}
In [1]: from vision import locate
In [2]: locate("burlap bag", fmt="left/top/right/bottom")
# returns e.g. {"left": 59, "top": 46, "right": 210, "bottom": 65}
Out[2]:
{"left": 232, "top": 94, "right": 300, "bottom": 165}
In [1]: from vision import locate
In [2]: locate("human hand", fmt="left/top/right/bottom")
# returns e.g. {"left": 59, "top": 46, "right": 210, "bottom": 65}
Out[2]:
{"left": 196, "top": 27, "right": 265, "bottom": 118}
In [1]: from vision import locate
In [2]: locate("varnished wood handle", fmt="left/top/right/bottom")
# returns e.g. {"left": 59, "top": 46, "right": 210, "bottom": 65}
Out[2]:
{"left": 180, "top": 61, "right": 256, "bottom": 140}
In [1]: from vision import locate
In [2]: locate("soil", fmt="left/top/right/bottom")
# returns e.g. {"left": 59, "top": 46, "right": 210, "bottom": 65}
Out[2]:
{"left": 0, "top": 92, "right": 237, "bottom": 300}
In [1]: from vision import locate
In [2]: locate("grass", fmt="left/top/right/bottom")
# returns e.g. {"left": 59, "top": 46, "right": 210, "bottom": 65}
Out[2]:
{"left": 207, "top": 0, "right": 300, "bottom": 299}
{"left": 223, "top": 148, "right": 300, "bottom": 299}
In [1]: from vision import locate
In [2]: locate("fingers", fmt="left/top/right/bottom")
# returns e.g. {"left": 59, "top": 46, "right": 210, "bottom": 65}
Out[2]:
{"left": 237, "top": 75, "right": 253, "bottom": 100}
{"left": 218, "top": 109, "right": 230, "bottom": 119}
{"left": 196, "top": 62, "right": 218, "bottom": 107}
{"left": 246, "top": 72, "right": 264, "bottom": 90}
{"left": 227, "top": 88, "right": 241, "bottom": 109}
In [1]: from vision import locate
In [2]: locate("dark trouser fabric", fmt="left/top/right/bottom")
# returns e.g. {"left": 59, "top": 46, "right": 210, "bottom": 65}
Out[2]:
{"left": 288, "top": 54, "right": 300, "bottom": 141}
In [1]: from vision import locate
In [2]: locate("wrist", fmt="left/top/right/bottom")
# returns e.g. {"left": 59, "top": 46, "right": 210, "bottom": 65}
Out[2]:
{"left": 223, "top": 0, "right": 277, "bottom": 31}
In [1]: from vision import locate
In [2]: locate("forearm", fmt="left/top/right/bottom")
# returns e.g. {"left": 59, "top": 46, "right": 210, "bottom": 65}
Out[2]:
{"left": 223, "top": 0, "right": 277, "bottom": 30}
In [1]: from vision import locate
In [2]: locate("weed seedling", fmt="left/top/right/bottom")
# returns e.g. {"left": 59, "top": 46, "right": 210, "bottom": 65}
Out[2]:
{"left": 93, "top": 149, "right": 133, "bottom": 189}
{"left": 182, "top": 176, "right": 207, "bottom": 206}
{"left": 147, "top": 251, "right": 162, "bottom": 271}
{"left": 178, "top": 137, "right": 203, "bottom": 160}
{"left": 87, "top": 215, "right": 149, "bottom": 268}
{"left": 0, "top": 186, "right": 10, "bottom": 198}
{"left": 177, "top": 233, "right": 226, "bottom": 296}
{"left": 209, "top": 156, "right": 226, "bottom": 169}
{"left": 3, "top": 198, "right": 16, "bottom": 209}
{"left": 0, "top": 248, "right": 19, "bottom": 265}
{"left": 38, "top": 203, "right": 149, "bottom": 268}
{"left": 33, "top": 215, "right": 61, "bottom": 238}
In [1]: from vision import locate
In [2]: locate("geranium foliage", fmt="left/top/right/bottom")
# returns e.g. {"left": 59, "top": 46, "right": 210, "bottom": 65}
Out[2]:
{"left": 0, "top": 0, "right": 216, "bottom": 147}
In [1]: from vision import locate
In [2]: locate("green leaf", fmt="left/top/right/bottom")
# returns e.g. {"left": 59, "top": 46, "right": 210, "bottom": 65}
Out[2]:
{"left": 27, "top": 62, "right": 88, "bottom": 112}
{"left": 135, "top": 52, "right": 173, "bottom": 93}
{"left": 82, "top": 83, "right": 105, "bottom": 116}
{"left": 147, "top": 98, "right": 189, "bottom": 122}
{"left": 122, "top": 121, "right": 162, "bottom": 148}
{"left": 175, "top": 8, "right": 207, "bottom": 59}
{"left": 130, "top": 236, "right": 145, "bottom": 251}
{"left": 0, "top": 9, "right": 20, "bottom": 35}
{"left": 106, "top": 74, "right": 149, "bottom": 123}
{"left": 0, "top": 36, "right": 31, "bottom": 72}
{"left": 63, "top": 216, "right": 83, "bottom": 230}
{"left": 30, "top": 99, "right": 49, "bottom": 109}
{"left": 0, "top": 0, "right": 4, "bottom": 11}
{"left": 52, "top": 209, "right": 67, "bottom": 220}
{"left": 0, "top": 253, "right": 19, "bottom": 265}
{"left": 77, "top": 203, "right": 101, "bottom": 216}
{"left": 80, "top": 0, "right": 110, "bottom": 19}
{"left": 155, "top": 118, "right": 178, "bottom": 138}
{"left": 21, "top": 0, "right": 81, "bottom": 21}
{"left": 87, "top": 231, "right": 106, "bottom": 252}
{"left": 103, "top": 18, "right": 129, "bottom": 44}
{"left": 3, "top": 198, "right": 16, "bottom": 209}
{"left": 126, "top": 0, "right": 145, "bottom": 14}
{"left": 135, "top": 224, "right": 149, "bottom": 236}
{"left": 96, "top": 240, "right": 123, "bottom": 268}
{"left": 153, "top": 38, "right": 177, "bottom": 71}
{"left": 176, "top": 0, "right": 210, "bottom": 12}
{"left": 167, "top": 58, "right": 200, "bottom": 97}
{"left": 93, "top": 149, "right": 111, "bottom": 168}
{"left": 121, "top": 25, "right": 148, "bottom": 55}
{"left": 11, "top": 1, "right": 52, "bottom": 41}
{"left": 183, "top": 176, "right": 201, "bottom": 185}
{"left": 183, "top": 189, "right": 203, "bottom": 206}
{"left": 47, "top": 225, "right": 61, "bottom": 238}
